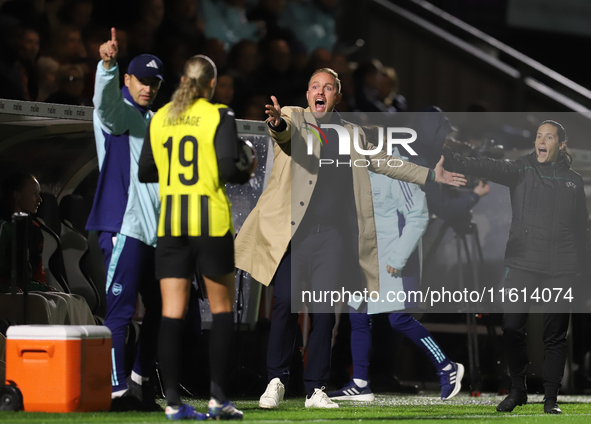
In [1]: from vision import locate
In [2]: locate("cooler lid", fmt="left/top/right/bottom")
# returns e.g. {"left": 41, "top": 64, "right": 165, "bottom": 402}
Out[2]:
{"left": 6, "top": 325, "right": 112, "bottom": 340}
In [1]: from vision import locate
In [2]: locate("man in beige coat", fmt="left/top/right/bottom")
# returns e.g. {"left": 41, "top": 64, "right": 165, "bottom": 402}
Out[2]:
{"left": 235, "top": 68, "right": 465, "bottom": 409}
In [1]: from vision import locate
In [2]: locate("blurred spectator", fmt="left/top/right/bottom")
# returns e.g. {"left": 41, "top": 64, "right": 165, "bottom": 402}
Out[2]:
{"left": 260, "top": 37, "right": 290, "bottom": 73}
{"left": 45, "top": 63, "right": 86, "bottom": 105}
{"left": 241, "top": 94, "right": 268, "bottom": 121}
{"left": 247, "top": 0, "right": 297, "bottom": 45}
{"left": 17, "top": 26, "right": 41, "bottom": 100}
{"left": 0, "top": 24, "right": 39, "bottom": 100}
{"left": 49, "top": 25, "right": 87, "bottom": 64}
{"left": 81, "top": 26, "right": 113, "bottom": 105}
{"left": 36, "top": 56, "right": 59, "bottom": 101}
{"left": 212, "top": 71, "right": 234, "bottom": 106}
{"left": 152, "top": 35, "right": 195, "bottom": 111}
{"left": 202, "top": 0, "right": 262, "bottom": 49}
{"left": 377, "top": 66, "right": 408, "bottom": 112}
{"left": 0, "top": 0, "right": 348, "bottom": 109}
{"left": 127, "top": 20, "right": 157, "bottom": 60}
{"left": 44, "top": 0, "right": 65, "bottom": 32}
{"left": 280, "top": 0, "right": 338, "bottom": 54}
{"left": 140, "top": 0, "right": 165, "bottom": 33}
{"left": 228, "top": 40, "right": 259, "bottom": 79}
{"left": 83, "top": 26, "right": 110, "bottom": 67}
{"left": 353, "top": 59, "right": 405, "bottom": 114}
{"left": 18, "top": 27, "right": 41, "bottom": 65}
{"left": 202, "top": 38, "right": 228, "bottom": 69}
{"left": 255, "top": 37, "right": 300, "bottom": 106}
{"left": 0, "top": 0, "right": 52, "bottom": 48}
{"left": 227, "top": 39, "right": 260, "bottom": 115}
{"left": 159, "top": 0, "right": 205, "bottom": 49}
{"left": 58, "top": 0, "right": 93, "bottom": 30}
{"left": 290, "top": 42, "right": 309, "bottom": 76}
{"left": 307, "top": 48, "right": 332, "bottom": 73}
{"left": 330, "top": 52, "right": 353, "bottom": 112}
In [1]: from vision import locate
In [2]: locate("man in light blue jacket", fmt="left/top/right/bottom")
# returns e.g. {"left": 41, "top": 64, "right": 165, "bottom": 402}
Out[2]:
{"left": 85, "top": 28, "right": 163, "bottom": 411}
{"left": 329, "top": 148, "right": 464, "bottom": 402}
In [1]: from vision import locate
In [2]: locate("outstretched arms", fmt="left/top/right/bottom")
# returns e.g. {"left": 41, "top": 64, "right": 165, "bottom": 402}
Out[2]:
{"left": 443, "top": 146, "right": 524, "bottom": 187}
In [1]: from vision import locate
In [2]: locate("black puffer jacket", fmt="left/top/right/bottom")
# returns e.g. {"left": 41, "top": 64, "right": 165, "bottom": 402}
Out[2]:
{"left": 444, "top": 147, "right": 591, "bottom": 277}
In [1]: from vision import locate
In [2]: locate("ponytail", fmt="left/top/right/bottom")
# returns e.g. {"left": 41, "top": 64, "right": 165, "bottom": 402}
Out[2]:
{"left": 168, "top": 55, "right": 217, "bottom": 119}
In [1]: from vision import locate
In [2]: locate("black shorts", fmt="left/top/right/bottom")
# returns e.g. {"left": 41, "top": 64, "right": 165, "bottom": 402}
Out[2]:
{"left": 155, "top": 233, "right": 235, "bottom": 279}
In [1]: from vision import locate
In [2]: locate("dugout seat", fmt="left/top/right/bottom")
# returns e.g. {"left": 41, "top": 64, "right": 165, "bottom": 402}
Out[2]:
{"left": 34, "top": 218, "right": 70, "bottom": 293}
{"left": 35, "top": 193, "right": 70, "bottom": 292}
{"left": 59, "top": 194, "right": 102, "bottom": 314}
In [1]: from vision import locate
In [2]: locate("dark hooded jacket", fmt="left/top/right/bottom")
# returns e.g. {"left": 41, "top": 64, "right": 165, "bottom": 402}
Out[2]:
{"left": 444, "top": 147, "right": 591, "bottom": 276}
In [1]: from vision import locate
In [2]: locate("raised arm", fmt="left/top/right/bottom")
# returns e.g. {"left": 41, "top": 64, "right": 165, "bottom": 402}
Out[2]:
{"left": 363, "top": 130, "right": 466, "bottom": 187}
{"left": 443, "top": 146, "right": 525, "bottom": 187}
{"left": 92, "top": 28, "right": 129, "bottom": 135}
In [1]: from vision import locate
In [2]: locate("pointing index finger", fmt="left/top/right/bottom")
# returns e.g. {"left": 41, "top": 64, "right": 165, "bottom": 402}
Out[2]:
{"left": 111, "top": 27, "right": 117, "bottom": 43}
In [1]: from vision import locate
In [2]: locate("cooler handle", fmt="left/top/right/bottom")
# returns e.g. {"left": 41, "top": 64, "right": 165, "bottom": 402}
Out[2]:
{"left": 18, "top": 343, "right": 55, "bottom": 358}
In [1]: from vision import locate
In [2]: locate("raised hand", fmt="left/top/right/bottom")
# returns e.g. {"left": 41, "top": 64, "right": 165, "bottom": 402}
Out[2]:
{"left": 264, "top": 95, "right": 281, "bottom": 127}
{"left": 434, "top": 155, "right": 467, "bottom": 187}
{"left": 99, "top": 27, "right": 118, "bottom": 70}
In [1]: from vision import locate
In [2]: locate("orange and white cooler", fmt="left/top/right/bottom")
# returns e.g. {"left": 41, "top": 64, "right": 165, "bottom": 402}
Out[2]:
{"left": 5, "top": 325, "right": 112, "bottom": 412}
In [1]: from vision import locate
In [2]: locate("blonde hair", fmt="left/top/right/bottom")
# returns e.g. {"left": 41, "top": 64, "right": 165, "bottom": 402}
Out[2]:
{"left": 309, "top": 68, "right": 341, "bottom": 94}
{"left": 169, "top": 55, "right": 217, "bottom": 118}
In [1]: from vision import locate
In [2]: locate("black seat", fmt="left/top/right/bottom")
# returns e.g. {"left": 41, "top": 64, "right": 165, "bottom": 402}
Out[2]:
{"left": 59, "top": 194, "right": 102, "bottom": 315}
{"left": 35, "top": 192, "right": 70, "bottom": 292}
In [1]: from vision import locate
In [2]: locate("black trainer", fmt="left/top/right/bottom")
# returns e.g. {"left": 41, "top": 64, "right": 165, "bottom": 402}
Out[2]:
{"left": 127, "top": 378, "right": 164, "bottom": 412}
{"left": 111, "top": 388, "right": 163, "bottom": 412}
{"left": 110, "top": 391, "right": 146, "bottom": 412}
{"left": 496, "top": 388, "right": 527, "bottom": 412}
{"left": 544, "top": 398, "right": 562, "bottom": 414}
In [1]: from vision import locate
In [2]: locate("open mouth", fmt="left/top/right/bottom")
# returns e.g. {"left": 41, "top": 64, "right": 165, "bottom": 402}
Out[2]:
{"left": 315, "top": 98, "right": 326, "bottom": 112}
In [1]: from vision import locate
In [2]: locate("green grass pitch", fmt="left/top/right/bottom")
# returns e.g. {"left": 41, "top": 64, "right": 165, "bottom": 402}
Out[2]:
{"left": 0, "top": 393, "right": 590, "bottom": 423}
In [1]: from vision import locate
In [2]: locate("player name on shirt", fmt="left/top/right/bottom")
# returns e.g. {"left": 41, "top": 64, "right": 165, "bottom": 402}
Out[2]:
{"left": 163, "top": 115, "right": 201, "bottom": 127}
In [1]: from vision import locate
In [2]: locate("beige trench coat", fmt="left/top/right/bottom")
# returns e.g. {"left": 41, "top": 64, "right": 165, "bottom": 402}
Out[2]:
{"left": 235, "top": 106, "right": 430, "bottom": 293}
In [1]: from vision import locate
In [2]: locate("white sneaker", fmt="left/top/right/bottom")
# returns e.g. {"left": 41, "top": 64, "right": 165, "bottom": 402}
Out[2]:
{"left": 305, "top": 387, "right": 339, "bottom": 408}
{"left": 259, "top": 378, "right": 285, "bottom": 409}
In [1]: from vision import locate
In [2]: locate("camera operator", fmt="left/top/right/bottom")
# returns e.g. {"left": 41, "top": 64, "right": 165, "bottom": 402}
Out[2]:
{"left": 409, "top": 107, "right": 490, "bottom": 230}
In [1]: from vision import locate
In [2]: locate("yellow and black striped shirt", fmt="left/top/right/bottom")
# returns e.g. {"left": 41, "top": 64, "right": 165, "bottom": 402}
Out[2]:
{"left": 139, "top": 98, "right": 248, "bottom": 237}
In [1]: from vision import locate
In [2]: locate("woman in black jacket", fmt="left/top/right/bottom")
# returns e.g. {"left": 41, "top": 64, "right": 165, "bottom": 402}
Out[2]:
{"left": 444, "top": 120, "right": 591, "bottom": 415}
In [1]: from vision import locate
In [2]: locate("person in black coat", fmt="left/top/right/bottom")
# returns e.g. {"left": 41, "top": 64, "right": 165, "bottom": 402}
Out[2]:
{"left": 444, "top": 120, "right": 591, "bottom": 415}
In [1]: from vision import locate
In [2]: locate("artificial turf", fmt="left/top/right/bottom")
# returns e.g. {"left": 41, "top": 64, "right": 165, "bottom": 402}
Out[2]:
{"left": 1, "top": 393, "right": 590, "bottom": 423}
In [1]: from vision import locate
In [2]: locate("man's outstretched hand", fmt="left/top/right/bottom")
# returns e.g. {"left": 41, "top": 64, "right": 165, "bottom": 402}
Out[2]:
{"left": 264, "top": 96, "right": 281, "bottom": 127}
{"left": 99, "top": 27, "right": 118, "bottom": 70}
{"left": 434, "top": 155, "right": 467, "bottom": 187}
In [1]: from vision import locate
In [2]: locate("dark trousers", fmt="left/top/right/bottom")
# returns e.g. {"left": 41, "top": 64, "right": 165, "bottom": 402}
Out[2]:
{"left": 267, "top": 223, "right": 342, "bottom": 396}
{"left": 502, "top": 268, "right": 572, "bottom": 398}
{"left": 99, "top": 231, "right": 162, "bottom": 392}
